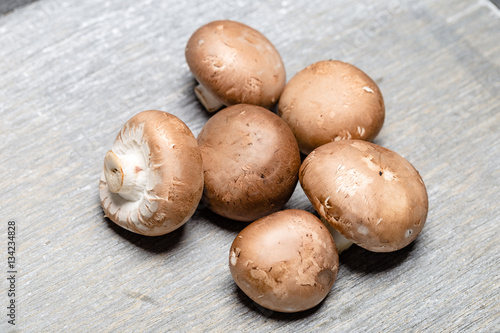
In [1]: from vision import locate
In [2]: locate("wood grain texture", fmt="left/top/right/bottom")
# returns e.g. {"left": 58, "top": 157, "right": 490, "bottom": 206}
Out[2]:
{"left": 0, "top": 0, "right": 499, "bottom": 332}
{"left": 0, "top": 0, "right": 38, "bottom": 15}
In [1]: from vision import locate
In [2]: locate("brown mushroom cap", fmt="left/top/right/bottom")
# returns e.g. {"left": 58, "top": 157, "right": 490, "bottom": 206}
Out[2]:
{"left": 278, "top": 60, "right": 385, "bottom": 155}
{"left": 197, "top": 104, "right": 301, "bottom": 221}
{"left": 99, "top": 110, "right": 204, "bottom": 236}
{"left": 185, "top": 20, "right": 286, "bottom": 110}
{"left": 299, "top": 140, "right": 428, "bottom": 252}
{"left": 229, "top": 209, "right": 339, "bottom": 313}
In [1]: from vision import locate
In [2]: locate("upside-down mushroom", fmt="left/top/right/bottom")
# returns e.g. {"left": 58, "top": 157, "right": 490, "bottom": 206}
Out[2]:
{"left": 99, "top": 110, "right": 204, "bottom": 236}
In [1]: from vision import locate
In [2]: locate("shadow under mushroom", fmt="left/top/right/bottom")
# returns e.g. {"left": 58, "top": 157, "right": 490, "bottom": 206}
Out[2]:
{"left": 234, "top": 284, "right": 324, "bottom": 321}
{"left": 104, "top": 217, "right": 185, "bottom": 254}
{"left": 340, "top": 239, "right": 417, "bottom": 274}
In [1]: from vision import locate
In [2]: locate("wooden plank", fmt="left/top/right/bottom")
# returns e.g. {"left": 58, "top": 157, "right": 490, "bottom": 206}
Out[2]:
{"left": 1, "top": 0, "right": 499, "bottom": 331}
{"left": 0, "top": 0, "right": 38, "bottom": 15}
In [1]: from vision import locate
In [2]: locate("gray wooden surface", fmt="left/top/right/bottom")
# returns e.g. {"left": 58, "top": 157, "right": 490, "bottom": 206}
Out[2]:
{"left": 1, "top": 0, "right": 499, "bottom": 332}
{"left": 0, "top": 0, "right": 37, "bottom": 15}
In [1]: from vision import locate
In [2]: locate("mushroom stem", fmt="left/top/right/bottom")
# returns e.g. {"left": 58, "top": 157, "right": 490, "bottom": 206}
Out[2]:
{"left": 194, "top": 83, "right": 224, "bottom": 112}
{"left": 104, "top": 151, "right": 124, "bottom": 193}
{"left": 103, "top": 150, "right": 147, "bottom": 202}
{"left": 320, "top": 217, "right": 353, "bottom": 254}
{"left": 330, "top": 228, "right": 354, "bottom": 254}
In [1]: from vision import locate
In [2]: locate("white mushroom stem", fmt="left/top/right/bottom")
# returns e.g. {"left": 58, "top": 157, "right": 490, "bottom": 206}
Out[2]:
{"left": 194, "top": 83, "right": 224, "bottom": 112}
{"left": 331, "top": 228, "right": 354, "bottom": 254}
{"left": 320, "top": 217, "right": 353, "bottom": 254}
{"left": 103, "top": 150, "right": 147, "bottom": 202}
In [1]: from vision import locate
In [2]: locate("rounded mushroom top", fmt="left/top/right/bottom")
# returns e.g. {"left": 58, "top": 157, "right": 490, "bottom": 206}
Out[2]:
{"left": 299, "top": 140, "right": 428, "bottom": 252}
{"left": 197, "top": 104, "right": 301, "bottom": 222}
{"left": 229, "top": 209, "right": 339, "bottom": 313}
{"left": 185, "top": 20, "right": 286, "bottom": 109}
{"left": 278, "top": 60, "right": 385, "bottom": 155}
{"left": 99, "top": 110, "right": 204, "bottom": 236}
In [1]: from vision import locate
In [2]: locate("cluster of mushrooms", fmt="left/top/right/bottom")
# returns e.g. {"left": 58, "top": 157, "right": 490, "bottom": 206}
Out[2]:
{"left": 99, "top": 20, "right": 428, "bottom": 313}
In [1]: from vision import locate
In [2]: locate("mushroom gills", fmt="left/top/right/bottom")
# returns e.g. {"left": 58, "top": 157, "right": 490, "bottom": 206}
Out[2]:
{"left": 103, "top": 144, "right": 148, "bottom": 202}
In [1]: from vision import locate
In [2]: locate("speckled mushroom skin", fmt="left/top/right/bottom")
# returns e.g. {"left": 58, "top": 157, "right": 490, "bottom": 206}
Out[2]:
{"left": 100, "top": 110, "right": 204, "bottom": 236}
{"left": 278, "top": 60, "right": 385, "bottom": 155}
{"left": 299, "top": 140, "right": 428, "bottom": 252}
{"left": 197, "top": 104, "right": 301, "bottom": 221}
{"left": 185, "top": 20, "right": 286, "bottom": 109}
{"left": 229, "top": 209, "right": 339, "bottom": 313}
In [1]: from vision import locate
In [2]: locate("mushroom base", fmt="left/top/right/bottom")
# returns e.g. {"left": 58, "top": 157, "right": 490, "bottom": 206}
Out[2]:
{"left": 320, "top": 217, "right": 353, "bottom": 254}
{"left": 194, "top": 83, "right": 224, "bottom": 112}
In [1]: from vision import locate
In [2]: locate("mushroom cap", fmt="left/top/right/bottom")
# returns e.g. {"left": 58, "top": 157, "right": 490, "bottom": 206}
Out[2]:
{"left": 185, "top": 20, "right": 286, "bottom": 109}
{"left": 278, "top": 60, "right": 385, "bottom": 155}
{"left": 197, "top": 104, "right": 301, "bottom": 221}
{"left": 229, "top": 209, "right": 339, "bottom": 313}
{"left": 99, "top": 110, "right": 204, "bottom": 236}
{"left": 299, "top": 140, "right": 428, "bottom": 252}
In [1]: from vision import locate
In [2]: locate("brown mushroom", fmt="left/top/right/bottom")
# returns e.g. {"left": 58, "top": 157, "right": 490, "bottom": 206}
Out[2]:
{"left": 229, "top": 209, "right": 339, "bottom": 313}
{"left": 278, "top": 60, "right": 385, "bottom": 155}
{"left": 185, "top": 20, "right": 286, "bottom": 112}
{"left": 197, "top": 104, "right": 301, "bottom": 221}
{"left": 99, "top": 110, "right": 204, "bottom": 236}
{"left": 299, "top": 140, "right": 428, "bottom": 252}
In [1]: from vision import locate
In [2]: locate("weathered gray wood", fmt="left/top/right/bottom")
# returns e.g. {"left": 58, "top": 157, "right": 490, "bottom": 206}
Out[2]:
{"left": 1, "top": 0, "right": 499, "bottom": 332}
{"left": 0, "top": 0, "right": 38, "bottom": 15}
